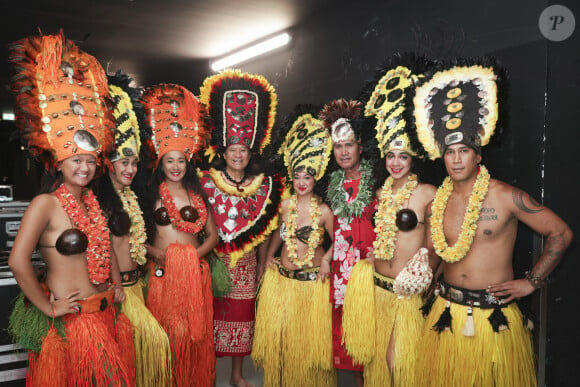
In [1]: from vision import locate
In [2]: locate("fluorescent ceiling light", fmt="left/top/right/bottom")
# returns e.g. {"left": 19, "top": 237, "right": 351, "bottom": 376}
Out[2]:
{"left": 2, "top": 113, "right": 15, "bottom": 121}
{"left": 210, "top": 33, "right": 291, "bottom": 72}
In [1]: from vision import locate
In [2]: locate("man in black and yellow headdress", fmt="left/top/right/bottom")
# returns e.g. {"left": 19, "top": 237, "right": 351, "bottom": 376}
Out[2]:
{"left": 413, "top": 58, "right": 573, "bottom": 387}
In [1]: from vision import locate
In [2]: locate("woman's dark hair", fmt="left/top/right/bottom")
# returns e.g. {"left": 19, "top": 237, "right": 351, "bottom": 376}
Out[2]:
{"left": 93, "top": 158, "right": 154, "bottom": 240}
{"left": 38, "top": 168, "right": 64, "bottom": 194}
{"left": 94, "top": 171, "right": 125, "bottom": 221}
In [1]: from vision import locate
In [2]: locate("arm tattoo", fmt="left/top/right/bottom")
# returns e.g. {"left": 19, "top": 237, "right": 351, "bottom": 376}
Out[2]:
{"left": 512, "top": 189, "right": 543, "bottom": 214}
{"left": 532, "top": 233, "right": 567, "bottom": 278}
{"left": 529, "top": 195, "right": 542, "bottom": 207}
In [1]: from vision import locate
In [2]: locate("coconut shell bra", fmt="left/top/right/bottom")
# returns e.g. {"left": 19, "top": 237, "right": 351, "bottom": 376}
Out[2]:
{"left": 280, "top": 222, "right": 324, "bottom": 246}
{"left": 40, "top": 229, "right": 88, "bottom": 256}
{"left": 154, "top": 205, "right": 199, "bottom": 225}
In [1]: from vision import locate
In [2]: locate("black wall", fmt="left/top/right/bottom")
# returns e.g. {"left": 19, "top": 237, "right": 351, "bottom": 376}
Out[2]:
{"left": 191, "top": 1, "right": 579, "bottom": 385}
{"left": 1, "top": 0, "right": 578, "bottom": 385}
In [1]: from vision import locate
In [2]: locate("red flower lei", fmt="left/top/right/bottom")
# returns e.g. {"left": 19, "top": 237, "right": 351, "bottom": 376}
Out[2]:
{"left": 54, "top": 184, "right": 111, "bottom": 284}
{"left": 159, "top": 181, "right": 207, "bottom": 234}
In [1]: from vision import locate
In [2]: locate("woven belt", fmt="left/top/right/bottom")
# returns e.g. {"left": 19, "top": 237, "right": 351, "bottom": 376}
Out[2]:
{"left": 75, "top": 290, "right": 114, "bottom": 314}
{"left": 121, "top": 268, "right": 140, "bottom": 287}
{"left": 373, "top": 272, "right": 395, "bottom": 293}
{"left": 278, "top": 265, "right": 319, "bottom": 281}
{"left": 439, "top": 279, "right": 512, "bottom": 308}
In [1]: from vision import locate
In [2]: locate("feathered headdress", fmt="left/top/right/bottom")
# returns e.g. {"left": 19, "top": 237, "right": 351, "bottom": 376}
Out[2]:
{"left": 107, "top": 71, "right": 151, "bottom": 165}
{"left": 278, "top": 105, "right": 332, "bottom": 181}
{"left": 319, "top": 99, "right": 362, "bottom": 143}
{"left": 413, "top": 57, "right": 504, "bottom": 159}
{"left": 140, "top": 84, "right": 209, "bottom": 163}
{"left": 199, "top": 69, "right": 277, "bottom": 160}
{"left": 359, "top": 53, "right": 434, "bottom": 158}
{"left": 8, "top": 31, "right": 114, "bottom": 168}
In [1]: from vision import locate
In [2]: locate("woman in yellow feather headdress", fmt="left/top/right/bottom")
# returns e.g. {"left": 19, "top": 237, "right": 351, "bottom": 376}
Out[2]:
{"left": 95, "top": 71, "right": 173, "bottom": 387}
{"left": 343, "top": 53, "right": 437, "bottom": 387}
{"left": 252, "top": 104, "right": 336, "bottom": 387}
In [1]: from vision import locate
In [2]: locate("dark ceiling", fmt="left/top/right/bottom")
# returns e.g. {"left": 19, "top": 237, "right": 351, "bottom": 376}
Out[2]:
{"left": 0, "top": 0, "right": 333, "bottom": 112}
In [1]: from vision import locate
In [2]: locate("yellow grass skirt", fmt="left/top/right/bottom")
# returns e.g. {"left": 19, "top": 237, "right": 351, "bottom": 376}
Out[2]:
{"left": 252, "top": 265, "right": 336, "bottom": 387}
{"left": 123, "top": 280, "right": 172, "bottom": 387}
{"left": 416, "top": 295, "right": 537, "bottom": 387}
{"left": 364, "top": 273, "right": 424, "bottom": 387}
{"left": 342, "top": 259, "right": 376, "bottom": 365}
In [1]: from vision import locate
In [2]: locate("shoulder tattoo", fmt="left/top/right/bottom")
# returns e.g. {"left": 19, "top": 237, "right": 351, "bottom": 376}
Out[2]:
{"left": 512, "top": 189, "right": 543, "bottom": 214}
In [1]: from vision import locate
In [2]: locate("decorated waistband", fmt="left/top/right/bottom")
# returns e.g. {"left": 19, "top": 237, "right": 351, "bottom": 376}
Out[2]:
{"left": 121, "top": 268, "right": 140, "bottom": 287}
{"left": 439, "top": 279, "right": 512, "bottom": 309}
{"left": 75, "top": 290, "right": 114, "bottom": 314}
{"left": 278, "top": 264, "right": 319, "bottom": 281}
{"left": 373, "top": 272, "right": 395, "bottom": 293}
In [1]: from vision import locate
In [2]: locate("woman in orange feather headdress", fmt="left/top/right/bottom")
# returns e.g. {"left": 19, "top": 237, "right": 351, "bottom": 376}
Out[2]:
{"left": 141, "top": 83, "right": 218, "bottom": 386}
{"left": 7, "top": 31, "right": 132, "bottom": 386}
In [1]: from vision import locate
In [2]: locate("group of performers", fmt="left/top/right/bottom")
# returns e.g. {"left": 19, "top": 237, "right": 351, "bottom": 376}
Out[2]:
{"left": 6, "top": 31, "right": 573, "bottom": 387}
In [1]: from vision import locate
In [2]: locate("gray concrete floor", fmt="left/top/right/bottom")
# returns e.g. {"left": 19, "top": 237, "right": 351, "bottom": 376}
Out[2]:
{"left": 215, "top": 357, "right": 357, "bottom": 386}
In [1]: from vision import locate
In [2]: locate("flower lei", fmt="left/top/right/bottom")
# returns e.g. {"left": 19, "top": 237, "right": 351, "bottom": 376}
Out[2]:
{"left": 159, "top": 181, "right": 207, "bottom": 234}
{"left": 286, "top": 195, "right": 321, "bottom": 268}
{"left": 116, "top": 187, "right": 147, "bottom": 265}
{"left": 430, "top": 165, "right": 490, "bottom": 262}
{"left": 373, "top": 174, "right": 418, "bottom": 260}
{"left": 54, "top": 184, "right": 111, "bottom": 284}
{"left": 327, "top": 159, "right": 374, "bottom": 219}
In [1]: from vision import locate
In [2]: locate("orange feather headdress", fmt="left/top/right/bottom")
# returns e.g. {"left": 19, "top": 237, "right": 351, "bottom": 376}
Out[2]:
{"left": 140, "top": 83, "right": 209, "bottom": 163}
{"left": 8, "top": 31, "right": 114, "bottom": 168}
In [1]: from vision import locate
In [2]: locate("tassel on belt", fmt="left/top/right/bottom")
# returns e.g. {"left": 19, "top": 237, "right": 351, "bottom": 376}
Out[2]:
{"left": 438, "top": 279, "right": 512, "bottom": 308}
{"left": 431, "top": 279, "right": 514, "bottom": 335}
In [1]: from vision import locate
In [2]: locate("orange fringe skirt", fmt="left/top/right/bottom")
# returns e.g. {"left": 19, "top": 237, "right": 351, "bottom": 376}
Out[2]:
{"left": 27, "top": 290, "right": 133, "bottom": 387}
{"left": 146, "top": 243, "right": 215, "bottom": 387}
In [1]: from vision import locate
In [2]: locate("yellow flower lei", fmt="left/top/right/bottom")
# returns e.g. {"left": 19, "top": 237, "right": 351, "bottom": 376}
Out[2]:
{"left": 430, "top": 165, "right": 490, "bottom": 262}
{"left": 116, "top": 187, "right": 148, "bottom": 265}
{"left": 208, "top": 168, "right": 264, "bottom": 197}
{"left": 286, "top": 194, "right": 321, "bottom": 268}
{"left": 373, "top": 174, "right": 418, "bottom": 260}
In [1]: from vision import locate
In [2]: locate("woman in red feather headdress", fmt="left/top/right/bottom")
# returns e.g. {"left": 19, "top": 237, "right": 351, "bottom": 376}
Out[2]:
{"left": 199, "top": 70, "right": 284, "bottom": 387}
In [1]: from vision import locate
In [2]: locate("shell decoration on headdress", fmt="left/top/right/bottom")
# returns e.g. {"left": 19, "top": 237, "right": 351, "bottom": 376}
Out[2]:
{"left": 8, "top": 31, "right": 114, "bottom": 167}
{"left": 107, "top": 71, "right": 151, "bottom": 165}
{"left": 413, "top": 59, "right": 502, "bottom": 159}
{"left": 279, "top": 108, "right": 331, "bottom": 182}
{"left": 360, "top": 53, "right": 433, "bottom": 158}
{"left": 141, "top": 83, "right": 209, "bottom": 163}
{"left": 319, "top": 98, "right": 362, "bottom": 143}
